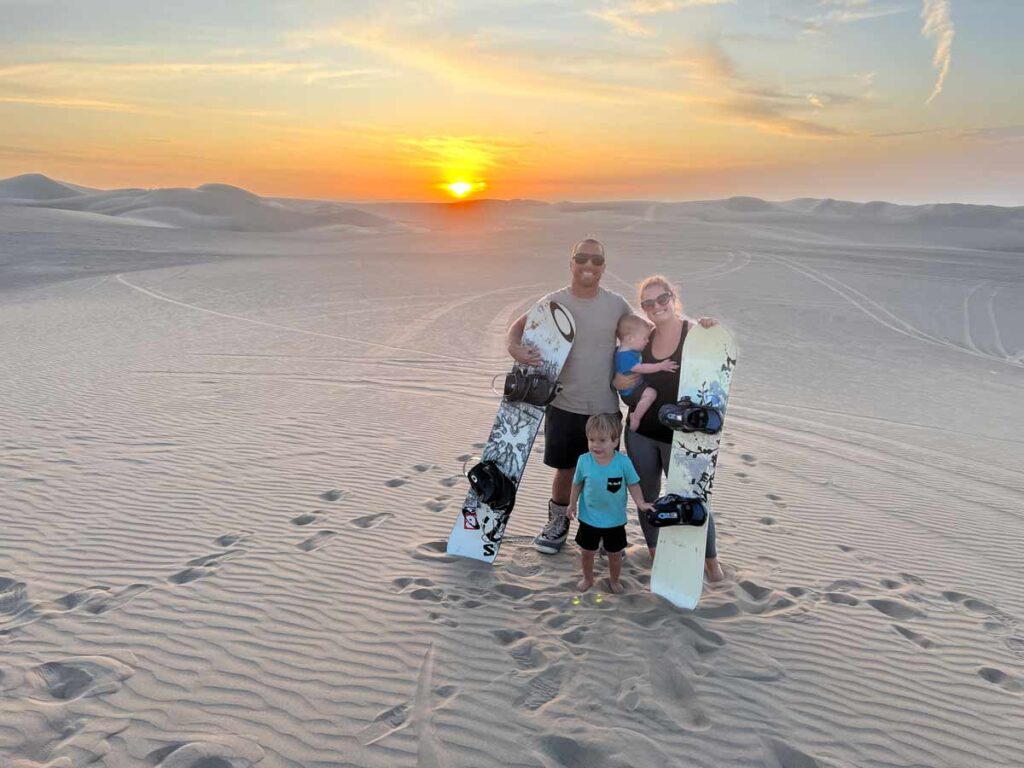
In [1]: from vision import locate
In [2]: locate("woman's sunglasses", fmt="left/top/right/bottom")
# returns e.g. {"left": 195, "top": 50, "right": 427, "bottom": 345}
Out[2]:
{"left": 572, "top": 253, "right": 605, "bottom": 266}
{"left": 640, "top": 291, "right": 673, "bottom": 311}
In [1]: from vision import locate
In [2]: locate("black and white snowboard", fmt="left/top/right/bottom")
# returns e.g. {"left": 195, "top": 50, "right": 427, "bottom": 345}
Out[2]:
{"left": 650, "top": 324, "right": 737, "bottom": 608}
{"left": 446, "top": 300, "right": 575, "bottom": 563}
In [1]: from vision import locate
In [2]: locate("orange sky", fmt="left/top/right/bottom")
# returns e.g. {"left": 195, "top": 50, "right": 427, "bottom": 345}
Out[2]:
{"left": 1, "top": 1, "right": 1022, "bottom": 204}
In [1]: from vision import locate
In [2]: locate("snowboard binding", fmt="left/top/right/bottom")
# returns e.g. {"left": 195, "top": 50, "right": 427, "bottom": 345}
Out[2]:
{"left": 466, "top": 460, "right": 517, "bottom": 512}
{"left": 501, "top": 366, "right": 562, "bottom": 407}
{"left": 658, "top": 396, "right": 723, "bottom": 434}
{"left": 646, "top": 494, "right": 708, "bottom": 528}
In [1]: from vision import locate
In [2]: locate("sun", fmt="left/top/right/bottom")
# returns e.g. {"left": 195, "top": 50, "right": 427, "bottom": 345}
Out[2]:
{"left": 442, "top": 179, "right": 487, "bottom": 199}
{"left": 446, "top": 180, "right": 474, "bottom": 198}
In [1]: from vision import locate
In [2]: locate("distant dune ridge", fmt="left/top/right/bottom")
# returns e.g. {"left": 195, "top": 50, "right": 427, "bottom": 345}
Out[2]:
{"left": 1, "top": 173, "right": 1022, "bottom": 235}
{"left": 0, "top": 173, "right": 392, "bottom": 233}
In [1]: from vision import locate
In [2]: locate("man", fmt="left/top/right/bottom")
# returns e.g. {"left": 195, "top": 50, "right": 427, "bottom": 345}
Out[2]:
{"left": 507, "top": 238, "right": 631, "bottom": 554}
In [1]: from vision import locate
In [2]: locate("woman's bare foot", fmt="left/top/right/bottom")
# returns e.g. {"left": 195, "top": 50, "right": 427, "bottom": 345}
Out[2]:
{"left": 577, "top": 576, "right": 594, "bottom": 592}
{"left": 704, "top": 557, "right": 725, "bottom": 582}
{"left": 608, "top": 578, "right": 624, "bottom": 594}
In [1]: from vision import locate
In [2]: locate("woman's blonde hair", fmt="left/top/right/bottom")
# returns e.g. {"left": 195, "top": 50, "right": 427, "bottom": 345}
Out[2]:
{"left": 637, "top": 274, "right": 682, "bottom": 314}
{"left": 585, "top": 413, "right": 622, "bottom": 441}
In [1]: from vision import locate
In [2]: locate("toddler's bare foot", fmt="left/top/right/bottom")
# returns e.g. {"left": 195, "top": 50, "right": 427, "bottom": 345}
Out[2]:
{"left": 608, "top": 578, "right": 624, "bottom": 594}
{"left": 576, "top": 577, "right": 594, "bottom": 592}
{"left": 629, "top": 412, "right": 641, "bottom": 432}
{"left": 704, "top": 557, "right": 725, "bottom": 582}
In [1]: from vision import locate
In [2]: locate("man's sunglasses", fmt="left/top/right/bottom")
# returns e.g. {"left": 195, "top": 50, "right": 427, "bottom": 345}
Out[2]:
{"left": 573, "top": 253, "right": 605, "bottom": 266}
{"left": 640, "top": 291, "right": 673, "bottom": 311}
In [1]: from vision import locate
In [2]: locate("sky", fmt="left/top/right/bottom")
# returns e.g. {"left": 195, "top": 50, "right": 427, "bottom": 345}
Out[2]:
{"left": 0, "top": 0, "right": 1022, "bottom": 204}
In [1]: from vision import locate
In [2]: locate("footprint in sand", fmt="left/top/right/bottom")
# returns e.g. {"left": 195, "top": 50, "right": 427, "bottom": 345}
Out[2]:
{"left": 439, "top": 475, "right": 461, "bottom": 488}
{"left": 893, "top": 625, "right": 935, "bottom": 649}
{"left": 214, "top": 532, "right": 250, "bottom": 547}
{"left": 523, "top": 664, "right": 565, "bottom": 711}
{"left": 297, "top": 530, "right": 337, "bottom": 552}
{"left": 824, "top": 592, "right": 859, "bottom": 606}
{"left": 943, "top": 591, "right": 1018, "bottom": 634}
{"left": 65, "top": 583, "right": 150, "bottom": 616}
{"left": 762, "top": 737, "right": 835, "bottom": 768}
{"left": 27, "top": 655, "right": 134, "bottom": 702}
{"left": 617, "top": 657, "right": 710, "bottom": 731}
{"left": 413, "top": 463, "right": 437, "bottom": 473}
{"left": 977, "top": 667, "right": 1024, "bottom": 694}
{"left": 168, "top": 549, "right": 242, "bottom": 585}
{"left": 0, "top": 577, "right": 30, "bottom": 616}
{"left": 357, "top": 683, "right": 459, "bottom": 746}
{"left": 1004, "top": 637, "right": 1024, "bottom": 658}
{"left": 351, "top": 512, "right": 391, "bottom": 529}
{"left": 740, "top": 453, "right": 757, "bottom": 466}
{"left": 765, "top": 493, "right": 787, "bottom": 507}
{"left": 291, "top": 512, "right": 324, "bottom": 526}
{"left": 758, "top": 516, "right": 777, "bottom": 526}
{"left": 147, "top": 736, "right": 265, "bottom": 768}
{"left": 411, "top": 540, "right": 459, "bottom": 563}
{"left": 392, "top": 577, "right": 446, "bottom": 604}
{"left": 866, "top": 598, "right": 927, "bottom": 621}
{"left": 321, "top": 489, "right": 347, "bottom": 502}
{"left": 384, "top": 478, "right": 408, "bottom": 488}
{"left": 423, "top": 496, "right": 450, "bottom": 512}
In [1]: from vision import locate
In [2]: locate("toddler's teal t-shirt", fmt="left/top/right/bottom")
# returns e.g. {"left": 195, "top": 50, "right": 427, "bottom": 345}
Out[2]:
{"left": 573, "top": 451, "right": 640, "bottom": 528}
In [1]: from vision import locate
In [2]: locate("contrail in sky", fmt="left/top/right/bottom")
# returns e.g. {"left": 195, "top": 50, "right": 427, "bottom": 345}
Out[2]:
{"left": 921, "top": 0, "right": 954, "bottom": 104}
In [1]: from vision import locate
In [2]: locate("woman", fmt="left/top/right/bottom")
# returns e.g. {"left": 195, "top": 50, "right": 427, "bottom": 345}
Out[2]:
{"left": 613, "top": 275, "right": 725, "bottom": 582}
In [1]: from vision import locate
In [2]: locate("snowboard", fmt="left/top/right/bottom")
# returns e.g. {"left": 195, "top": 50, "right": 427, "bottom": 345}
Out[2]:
{"left": 650, "top": 323, "right": 737, "bottom": 609}
{"left": 446, "top": 300, "right": 576, "bottom": 563}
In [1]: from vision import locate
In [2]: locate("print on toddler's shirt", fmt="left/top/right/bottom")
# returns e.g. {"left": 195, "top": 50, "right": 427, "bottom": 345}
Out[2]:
{"left": 606, "top": 477, "right": 623, "bottom": 493}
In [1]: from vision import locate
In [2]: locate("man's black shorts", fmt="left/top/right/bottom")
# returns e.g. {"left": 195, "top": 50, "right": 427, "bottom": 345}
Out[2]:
{"left": 575, "top": 521, "right": 627, "bottom": 553}
{"left": 543, "top": 406, "right": 591, "bottom": 469}
{"left": 543, "top": 406, "right": 621, "bottom": 469}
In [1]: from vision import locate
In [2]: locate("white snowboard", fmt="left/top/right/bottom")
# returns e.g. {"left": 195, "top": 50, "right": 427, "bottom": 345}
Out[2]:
{"left": 446, "top": 300, "right": 575, "bottom": 563}
{"left": 650, "top": 323, "right": 737, "bottom": 609}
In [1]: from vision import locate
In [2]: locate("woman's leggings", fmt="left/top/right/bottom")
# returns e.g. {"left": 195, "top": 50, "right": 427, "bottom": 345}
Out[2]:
{"left": 624, "top": 428, "right": 717, "bottom": 558}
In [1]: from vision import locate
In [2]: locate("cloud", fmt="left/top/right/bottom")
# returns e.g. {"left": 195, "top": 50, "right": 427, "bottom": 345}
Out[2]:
{"left": 591, "top": 0, "right": 734, "bottom": 37}
{"left": 398, "top": 135, "right": 526, "bottom": 172}
{"left": 953, "top": 126, "right": 1024, "bottom": 143}
{"left": 291, "top": 22, "right": 704, "bottom": 105}
{"left": 781, "top": 1, "right": 907, "bottom": 35}
{"left": 672, "top": 41, "right": 859, "bottom": 138}
{"left": 921, "top": 0, "right": 954, "bottom": 104}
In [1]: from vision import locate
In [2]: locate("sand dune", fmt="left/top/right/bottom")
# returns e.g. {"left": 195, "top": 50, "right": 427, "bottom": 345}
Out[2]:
{"left": 0, "top": 175, "right": 394, "bottom": 233}
{"left": 1, "top": 179, "right": 1023, "bottom": 767}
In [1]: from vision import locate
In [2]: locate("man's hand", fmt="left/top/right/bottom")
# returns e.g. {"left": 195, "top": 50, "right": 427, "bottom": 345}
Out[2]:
{"left": 509, "top": 343, "right": 542, "bottom": 366}
{"left": 697, "top": 316, "right": 718, "bottom": 329}
{"left": 637, "top": 501, "right": 653, "bottom": 513}
{"left": 656, "top": 359, "right": 679, "bottom": 373}
{"left": 612, "top": 371, "right": 640, "bottom": 391}
{"left": 567, "top": 505, "right": 578, "bottom": 520}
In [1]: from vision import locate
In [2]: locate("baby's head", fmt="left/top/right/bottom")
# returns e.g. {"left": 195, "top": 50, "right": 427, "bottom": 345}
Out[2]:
{"left": 617, "top": 314, "right": 653, "bottom": 351}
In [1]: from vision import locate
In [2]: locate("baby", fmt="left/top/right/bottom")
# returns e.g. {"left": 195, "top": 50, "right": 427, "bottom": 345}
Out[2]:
{"left": 615, "top": 314, "right": 679, "bottom": 432}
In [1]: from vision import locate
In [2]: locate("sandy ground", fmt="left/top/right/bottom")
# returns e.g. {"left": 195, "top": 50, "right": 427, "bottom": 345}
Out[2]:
{"left": 1, "top": 183, "right": 1023, "bottom": 767}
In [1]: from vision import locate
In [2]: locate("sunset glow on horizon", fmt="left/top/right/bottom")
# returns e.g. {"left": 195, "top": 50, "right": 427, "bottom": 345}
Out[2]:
{"left": 1, "top": 1, "right": 1022, "bottom": 205}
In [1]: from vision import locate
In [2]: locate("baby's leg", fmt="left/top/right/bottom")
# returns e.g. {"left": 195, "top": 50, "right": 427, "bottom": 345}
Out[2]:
{"left": 629, "top": 386, "right": 657, "bottom": 432}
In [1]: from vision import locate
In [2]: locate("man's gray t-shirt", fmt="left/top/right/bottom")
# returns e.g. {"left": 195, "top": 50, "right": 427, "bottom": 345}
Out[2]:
{"left": 543, "top": 286, "right": 632, "bottom": 415}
